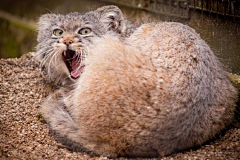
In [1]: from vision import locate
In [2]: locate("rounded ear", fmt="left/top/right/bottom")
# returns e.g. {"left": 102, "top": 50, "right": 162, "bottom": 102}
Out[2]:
{"left": 37, "top": 13, "right": 57, "bottom": 42}
{"left": 95, "top": 5, "right": 124, "bottom": 32}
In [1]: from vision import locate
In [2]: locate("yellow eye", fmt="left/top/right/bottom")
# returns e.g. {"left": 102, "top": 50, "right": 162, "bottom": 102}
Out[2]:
{"left": 78, "top": 28, "right": 91, "bottom": 35}
{"left": 53, "top": 29, "right": 63, "bottom": 36}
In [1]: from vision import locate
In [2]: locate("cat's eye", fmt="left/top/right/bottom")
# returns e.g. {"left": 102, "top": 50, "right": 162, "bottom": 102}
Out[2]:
{"left": 78, "top": 28, "right": 91, "bottom": 35}
{"left": 53, "top": 29, "right": 63, "bottom": 36}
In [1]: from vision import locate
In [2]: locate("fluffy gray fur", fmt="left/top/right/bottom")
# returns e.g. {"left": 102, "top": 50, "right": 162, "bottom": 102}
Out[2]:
{"left": 36, "top": 5, "right": 238, "bottom": 158}
{"left": 35, "top": 5, "right": 136, "bottom": 84}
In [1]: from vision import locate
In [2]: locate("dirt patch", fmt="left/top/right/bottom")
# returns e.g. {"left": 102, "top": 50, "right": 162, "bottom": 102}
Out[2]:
{"left": 1, "top": 53, "right": 240, "bottom": 160}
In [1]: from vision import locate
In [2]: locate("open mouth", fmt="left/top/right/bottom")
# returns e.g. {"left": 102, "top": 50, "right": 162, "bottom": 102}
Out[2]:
{"left": 62, "top": 49, "right": 85, "bottom": 79}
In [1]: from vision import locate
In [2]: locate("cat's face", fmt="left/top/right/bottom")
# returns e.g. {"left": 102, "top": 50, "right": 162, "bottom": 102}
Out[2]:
{"left": 36, "top": 5, "right": 128, "bottom": 84}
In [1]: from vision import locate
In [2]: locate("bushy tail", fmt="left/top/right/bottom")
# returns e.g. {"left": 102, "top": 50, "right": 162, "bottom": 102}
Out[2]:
{"left": 40, "top": 90, "right": 80, "bottom": 142}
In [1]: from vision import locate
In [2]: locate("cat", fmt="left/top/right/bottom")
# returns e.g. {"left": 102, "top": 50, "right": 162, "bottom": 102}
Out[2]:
{"left": 36, "top": 5, "right": 238, "bottom": 158}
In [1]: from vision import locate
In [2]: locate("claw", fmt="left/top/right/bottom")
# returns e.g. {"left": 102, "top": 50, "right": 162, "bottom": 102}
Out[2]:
{"left": 157, "top": 148, "right": 164, "bottom": 157}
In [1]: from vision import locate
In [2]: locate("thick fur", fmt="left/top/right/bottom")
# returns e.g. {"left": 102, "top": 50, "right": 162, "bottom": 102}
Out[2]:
{"left": 40, "top": 19, "right": 238, "bottom": 158}
{"left": 35, "top": 5, "right": 136, "bottom": 84}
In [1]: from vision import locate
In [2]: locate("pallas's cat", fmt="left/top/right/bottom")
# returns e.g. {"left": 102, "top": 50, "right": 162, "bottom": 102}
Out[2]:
{"left": 35, "top": 5, "right": 238, "bottom": 158}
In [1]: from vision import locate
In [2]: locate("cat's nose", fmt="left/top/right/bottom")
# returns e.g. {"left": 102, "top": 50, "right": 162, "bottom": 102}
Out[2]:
{"left": 63, "top": 39, "right": 73, "bottom": 46}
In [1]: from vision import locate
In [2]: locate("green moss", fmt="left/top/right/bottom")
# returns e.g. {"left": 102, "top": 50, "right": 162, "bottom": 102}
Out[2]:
{"left": 36, "top": 113, "right": 46, "bottom": 123}
{"left": 228, "top": 73, "right": 240, "bottom": 91}
{"left": 10, "top": 20, "right": 36, "bottom": 31}
{"left": 228, "top": 73, "right": 240, "bottom": 122}
{"left": 0, "top": 18, "right": 37, "bottom": 58}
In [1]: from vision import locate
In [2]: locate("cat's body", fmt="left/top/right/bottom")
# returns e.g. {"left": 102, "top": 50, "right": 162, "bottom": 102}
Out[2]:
{"left": 36, "top": 6, "right": 238, "bottom": 158}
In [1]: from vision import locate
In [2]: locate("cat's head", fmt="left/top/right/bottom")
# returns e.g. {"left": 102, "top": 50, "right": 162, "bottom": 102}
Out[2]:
{"left": 35, "top": 5, "right": 134, "bottom": 84}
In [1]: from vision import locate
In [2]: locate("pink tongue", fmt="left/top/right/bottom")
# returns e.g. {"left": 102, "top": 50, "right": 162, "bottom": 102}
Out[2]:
{"left": 71, "top": 56, "right": 82, "bottom": 78}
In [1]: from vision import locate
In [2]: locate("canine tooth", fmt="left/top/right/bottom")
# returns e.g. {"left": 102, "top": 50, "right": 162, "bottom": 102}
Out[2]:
{"left": 64, "top": 51, "right": 66, "bottom": 56}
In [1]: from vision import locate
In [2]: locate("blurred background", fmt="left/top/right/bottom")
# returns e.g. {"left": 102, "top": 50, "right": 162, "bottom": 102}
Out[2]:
{"left": 0, "top": 0, "right": 239, "bottom": 74}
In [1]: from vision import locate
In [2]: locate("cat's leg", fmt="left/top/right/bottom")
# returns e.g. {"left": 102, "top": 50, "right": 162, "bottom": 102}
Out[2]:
{"left": 40, "top": 89, "right": 80, "bottom": 142}
{"left": 40, "top": 90, "right": 121, "bottom": 158}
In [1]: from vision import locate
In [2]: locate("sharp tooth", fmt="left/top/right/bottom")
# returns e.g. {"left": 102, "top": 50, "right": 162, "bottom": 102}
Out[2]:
{"left": 64, "top": 51, "right": 66, "bottom": 56}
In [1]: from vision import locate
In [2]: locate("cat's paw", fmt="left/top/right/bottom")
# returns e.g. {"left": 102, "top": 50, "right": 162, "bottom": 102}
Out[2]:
{"left": 90, "top": 143, "right": 119, "bottom": 158}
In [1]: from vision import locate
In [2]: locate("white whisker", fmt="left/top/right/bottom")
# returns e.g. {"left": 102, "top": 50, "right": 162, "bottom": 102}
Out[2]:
{"left": 48, "top": 51, "right": 60, "bottom": 77}
{"left": 74, "top": 49, "right": 87, "bottom": 73}
{"left": 39, "top": 49, "right": 54, "bottom": 69}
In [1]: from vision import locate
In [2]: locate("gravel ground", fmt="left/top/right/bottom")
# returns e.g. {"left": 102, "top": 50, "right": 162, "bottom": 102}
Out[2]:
{"left": 1, "top": 53, "right": 240, "bottom": 160}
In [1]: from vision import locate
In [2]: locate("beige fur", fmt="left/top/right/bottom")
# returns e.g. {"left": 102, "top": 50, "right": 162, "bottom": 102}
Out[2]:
{"left": 39, "top": 15, "right": 238, "bottom": 158}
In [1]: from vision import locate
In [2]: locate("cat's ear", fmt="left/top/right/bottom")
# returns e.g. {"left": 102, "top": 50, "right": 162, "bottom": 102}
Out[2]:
{"left": 37, "top": 14, "right": 57, "bottom": 42}
{"left": 95, "top": 5, "right": 124, "bottom": 33}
